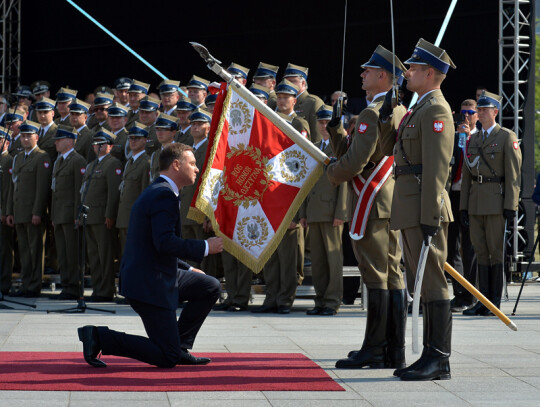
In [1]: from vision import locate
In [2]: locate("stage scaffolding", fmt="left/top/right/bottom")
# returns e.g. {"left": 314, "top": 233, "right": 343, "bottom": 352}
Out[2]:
{"left": 0, "top": 0, "right": 21, "bottom": 94}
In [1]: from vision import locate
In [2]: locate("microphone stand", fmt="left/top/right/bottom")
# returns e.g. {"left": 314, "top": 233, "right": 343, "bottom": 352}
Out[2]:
{"left": 0, "top": 96, "right": 36, "bottom": 309}
{"left": 47, "top": 143, "right": 115, "bottom": 314}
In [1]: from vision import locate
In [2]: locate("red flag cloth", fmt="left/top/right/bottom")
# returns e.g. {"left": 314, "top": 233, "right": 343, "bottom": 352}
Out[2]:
{"left": 189, "top": 84, "right": 322, "bottom": 273}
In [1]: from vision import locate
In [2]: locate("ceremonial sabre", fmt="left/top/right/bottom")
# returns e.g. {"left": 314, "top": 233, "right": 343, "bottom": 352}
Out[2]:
{"left": 190, "top": 42, "right": 329, "bottom": 165}
{"left": 389, "top": 0, "right": 398, "bottom": 106}
{"left": 444, "top": 263, "right": 517, "bottom": 331}
{"left": 411, "top": 235, "right": 431, "bottom": 354}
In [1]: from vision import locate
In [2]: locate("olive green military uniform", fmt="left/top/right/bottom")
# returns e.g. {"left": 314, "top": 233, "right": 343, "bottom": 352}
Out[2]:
{"left": 8, "top": 135, "right": 23, "bottom": 157}
{"left": 267, "top": 91, "right": 277, "bottom": 111}
{"left": 125, "top": 110, "right": 139, "bottom": 130}
{"left": 54, "top": 115, "right": 70, "bottom": 126}
{"left": 87, "top": 116, "right": 110, "bottom": 132}
{"left": 8, "top": 147, "right": 52, "bottom": 294}
{"left": 294, "top": 91, "right": 324, "bottom": 143}
{"left": 116, "top": 152, "right": 150, "bottom": 255}
{"left": 111, "top": 128, "right": 128, "bottom": 165}
{"left": 460, "top": 124, "right": 521, "bottom": 265}
{"left": 300, "top": 139, "right": 348, "bottom": 311}
{"left": 0, "top": 150, "right": 14, "bottom": 294}
{"left": 328, "top": 95, "right": 406, "bottom": 291}
{"left": 175, "top": 127, "right": 194, "bottom": 146}
{"left": 144, "top": 124, "right": 160, "bottom": 156}
{"left": 82, "top": 153, "right": 122, "bottom": 299}
{"left": 51, "top": 150, "right": 86, "bottom": 297}
{"left": 37, "top": 123, "right": 59, "bottom": 162}
{"left": 149, "top": 148, "right": 161, "bottom": 182}
{"left": 75, "top": 125, "right": 96, "bottom": 161}
{"left": 391, "top": 89, "right": 454, "bottom": 302}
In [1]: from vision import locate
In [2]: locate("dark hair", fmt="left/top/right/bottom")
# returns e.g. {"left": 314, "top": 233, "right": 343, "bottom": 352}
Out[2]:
{"left": 158, "top": 143, "right": 193, "bottom": 171}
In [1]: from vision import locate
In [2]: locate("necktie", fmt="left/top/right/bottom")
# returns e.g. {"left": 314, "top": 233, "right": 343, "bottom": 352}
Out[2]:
{"left": 57, "top": 156, "right": 64, "bottom": 166}
{"left": 38, "top": 128, "right": 44, "bottom": 138}
{"left": 483, "top": 130, "right": 488, "bottom": 141}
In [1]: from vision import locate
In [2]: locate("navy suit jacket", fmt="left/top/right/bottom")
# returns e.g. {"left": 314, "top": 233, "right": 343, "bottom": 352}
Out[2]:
{"left": 120, "top": 176, "right": 206, "bottom": 310}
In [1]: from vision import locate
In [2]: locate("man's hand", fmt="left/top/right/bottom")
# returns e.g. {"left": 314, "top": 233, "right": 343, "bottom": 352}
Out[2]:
{"left": 503, "top": 209, "right": 516, "bottom": 222}
{"left": 105, "top": 218, "right": 115, "bottom": 229}
{"left": 191, "top": 267, "right": 205, "bottom": 274}
{"left": 379, "top": 89, "right": 394, "bottom": 121}
{"left": 202, "top": 219, "right": 213, "bottom": 233}
{"left": 31, "top": 215, "right": 42, "bottom": 226}
{"left": 333, "top": 218, "right": 344, "bottom": 227}
{"left": 6, "top": 215, "right": 13, "bottom": 227}
{"left": 328, "top": 98, "right": 342, "bottom": 127}
{"left": 207, "top": 237, "right": 223, "bottom": 254}
{"left": 299, "top": 218, "right": 307, "bottom": 228}
{"left": 460, "top": 210, "right": 469, "bottom": 227}
{"left": 420, "top": 224, "right": 439, "bottom": 245}
{"left": 288, "top": 221, "right": 298, "bottom": 230}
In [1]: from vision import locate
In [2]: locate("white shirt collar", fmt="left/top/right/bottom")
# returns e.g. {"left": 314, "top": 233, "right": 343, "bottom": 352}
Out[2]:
{"left": 41, "top": 121, "right": 54, "bottom": 133}
{"left": 26, "top": 145, "right": 38, "bottom": 155}
{"left": 62, "top": 148, "right": 75, "bottom": 160}
{"left": 98, "top": 153, "right": 109, "bottom": 162}
{"left": 372, "top": 91, "right": 387, "bottom": 101}
{"left": 165, "top": 106, "right": 177, "bottom": 116}
{"left": 181, "top": 124, "right": 191, "bottom": 133}
{"left": 483, "top": 123, "right": 497, "bottom": 136}
{"left": 159, "top": 174, "right": 179, "bottom": 196}
{"left": 131, "top": 150, "right": 145, "bottom": 161}
{"left": 193, "top": 138, "right": 207, "bottom": 151}
{"left": 113, "top": 128, "right": 125, "bottom": 136}
{"left": 417, "top": 89, "right": 437, "bottom": 104}
{"left": 76, "top": 124, "right": 87, "bottom": 132}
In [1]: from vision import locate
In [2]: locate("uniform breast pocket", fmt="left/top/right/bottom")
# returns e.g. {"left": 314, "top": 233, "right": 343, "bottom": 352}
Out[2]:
{"left": 484, "top": 144, "right": 503, "bottom": 155}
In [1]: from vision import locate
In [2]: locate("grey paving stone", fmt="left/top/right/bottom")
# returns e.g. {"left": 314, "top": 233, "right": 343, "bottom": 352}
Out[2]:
{"left": 361, "top": 391, "right": 470, "bottom": 407}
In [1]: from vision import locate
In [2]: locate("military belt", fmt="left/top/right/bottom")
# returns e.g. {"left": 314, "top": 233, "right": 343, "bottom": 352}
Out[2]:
{"left": 472, "top": 175, "right": 504, "bottom": 184}
{"left": 394, "top": 164, "right": 423, "bottom": 177}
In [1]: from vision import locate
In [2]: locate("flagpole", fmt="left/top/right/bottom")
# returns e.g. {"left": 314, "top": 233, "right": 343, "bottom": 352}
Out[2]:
{"left": 190, "top": 42, "right": 330, "bottom": 165}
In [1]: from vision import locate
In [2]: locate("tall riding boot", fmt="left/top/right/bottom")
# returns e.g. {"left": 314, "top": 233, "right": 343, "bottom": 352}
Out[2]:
{"left": 463, "top": 264, "right": 489, "bottom": 315}
{"left": 393, "top": 301, "right": 428, "bottom": 377}
{"left": 386, "top": 289, "right": 407, "bottom": 369}
{"left": 484, "top": 264, "right": 503, "bottom": 316}
{"left": 336, "top": 289, "right": 388, "bottom": 368}
{"left": 400, "top": 300, "right": 451, "bottom": 381}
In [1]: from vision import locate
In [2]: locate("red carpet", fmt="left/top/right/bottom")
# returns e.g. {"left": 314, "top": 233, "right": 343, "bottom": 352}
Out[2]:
{"left": 0, "top": 352, "right": 343, "bottom": 392}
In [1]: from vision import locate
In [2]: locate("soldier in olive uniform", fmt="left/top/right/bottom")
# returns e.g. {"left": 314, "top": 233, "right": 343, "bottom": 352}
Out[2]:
{"left": 29, "top": 81, "right": 51, "bottom": 122}
{"left": 327, "top": 46, "right": 408, "bottom": 369}
{"left": 35, "top": 97, "right": 58, "bottom": 161}
{"left": 5, "top": 109, "right": 26, "bottom": 157}
{"left": 82, "top": 128, "right": 122, "bottom": 302}
{"left": 68, "top": 99, "right": 95, "bottom": 161}
{"left": 158, "top": 80, "right": 181, "bottom": 116}
{"left": 112, "top": 77, "right": 132, "bottom": 107}
{"left": 460, "top": 91, "right": 521, "bottom": 316}
{"left": 300, "top": 106, "right": 348, "bottom": 316}
{"left": 54, "top": 87, "right": 78, "bottom": 126}
{"left": 0, "top": 129, "right": 14, "bottom": 295}
{"left": 283, "top": 63, "right": 324, "bottom": 143}
{"left": 51, "top": 126, "right": 87, "bottom": 300}
{"left": 150, "top": 114, "right": 179, "bottom": 182}
{"left": 87, "top": 92, "right": 113, "bottom": 131}
{"left": 252, "top": 62, "right": 279, "bottom": 110}
{"left": 174, "top": 95, "right": 196, "bottom": 145}
{"left": 390, "top": 39, "right": 456, "bottom": 381}
{"left": 116, "top": 123, "right": 150, "bottom": 256}
{"left": 125, "top": 80, "right": 150, "bottom": 130}
{"left": 6, "top": 121, "right": 52, "bottom": 297}
{"left": 179, "top": 110, "right": 211, "bottom": 266}
{"left": 106, "top": 103, "right": 129, "bottom": 164}
{"left": 227, "top": 63, "right": 250, "bottom": 86}
{"left": 186, "top": 75, "right": 210, "bottom": 108}
{"left": 137, "top": 96, "right": 161, "bottom": 156}
{"left": 204, "top": 94, "right": 217, "bottom": 114}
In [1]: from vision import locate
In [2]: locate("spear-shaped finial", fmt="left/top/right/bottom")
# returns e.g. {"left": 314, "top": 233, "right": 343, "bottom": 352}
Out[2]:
{"left": 190, "top": 42, "right": 222, "bottom": 66}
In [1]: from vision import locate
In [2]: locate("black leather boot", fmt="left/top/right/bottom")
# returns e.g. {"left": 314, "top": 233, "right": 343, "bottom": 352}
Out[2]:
{"left": 400, "top": 300, "right": 451, "bottom": 381}
{"left": 386, "top": 289, "right": 407, "bottom": 369}
{"left": 336, "top": 289, "right": 388, "bottom": 369}
{"left": 484, "top": 264, "right": 503, "bottom": 316}
{"left": 463, "top": 264, "right": 489, "bottom": 316}
{"left": 393, "top": 302, "right": 428, "bottom": 377}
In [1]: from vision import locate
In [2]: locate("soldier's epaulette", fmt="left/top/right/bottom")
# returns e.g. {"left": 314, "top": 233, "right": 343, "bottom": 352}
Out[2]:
{"left": 367, "top": 102, "right": 377, "bottom": 108}
{"left": 499, "top": 127, "right": 515, "bottom": 138}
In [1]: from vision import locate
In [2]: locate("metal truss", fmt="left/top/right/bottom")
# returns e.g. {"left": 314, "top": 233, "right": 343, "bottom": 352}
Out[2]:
{"left": 499, "top": 0, "right": 536, "bottom": 279}
{"left": 0, "top": 0, "right": 21, "bottom": 94}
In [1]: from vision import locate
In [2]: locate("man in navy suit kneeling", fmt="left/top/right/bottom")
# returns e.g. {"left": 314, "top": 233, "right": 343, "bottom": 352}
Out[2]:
{"left": 78, "top": 143, "right": 223, "bottom": 368}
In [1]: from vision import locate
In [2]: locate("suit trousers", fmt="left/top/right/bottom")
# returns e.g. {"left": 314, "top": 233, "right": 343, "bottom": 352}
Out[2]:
{"left": 309, "top": 222, "right": 343, "bottom": 310}
{"left": 353, "top": 218, "right": 404, "bottom": 290}
{"left": 447, "top": 190, "right": 477, "bottom": 303}
{"left": 221, "top": 251, "right": 252, "bottom": 307}
{"left": 469, "top": 214, "right": 505, "bottom": 266}
{"left": 401, "top": 224, "right": 449, "bottom": 302}
{"left": 86, "top": 223, "right": 116, "bottom": 298}
{"left": 15, "top": 222, "right": 45, "bottom": 293}
{"left": 98, "top": 271, "right": 221, "bottom": 368}
{"left": 0, "top": 222, "right": 14, "bottom": 293}
{"left": 262, "top": 227, "right": 299, "bottom": 307}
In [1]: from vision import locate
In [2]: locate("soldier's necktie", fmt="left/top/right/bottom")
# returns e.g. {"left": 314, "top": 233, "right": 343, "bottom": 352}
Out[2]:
{"left": 38, "top": 128, "right": 44, "bottom": 138}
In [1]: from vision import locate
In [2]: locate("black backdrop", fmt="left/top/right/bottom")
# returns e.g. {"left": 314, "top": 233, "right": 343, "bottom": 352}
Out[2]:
{"left": 21, "top": 0, "right": 497, "bottom": 111}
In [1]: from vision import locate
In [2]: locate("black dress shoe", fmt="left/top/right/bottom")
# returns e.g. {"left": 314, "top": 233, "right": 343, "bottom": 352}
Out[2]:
{"left": 251, "top": 304, "right": 277, "bottom": 313}
{"left": 277, "top": 305, "right": 290, "bottom": 314}
{"left": 87, "top": 295, "right": 114, "bottom": 303}
{"left": 306, "top": 307, "right": 322, "bottom": 315}
{"left": 342, "top": 298, "right": 355, "bottom": 305}
{"left": 55, "top": 292, "right": 78, "bottom": 300}
{"left": 77, "top": 326, "right": 107, "bottom": 367}
{"left": 320, "top": 307, "right": 337, "bottom": 316}
{"left": 213, "top": 303, "right": 231, "bottom": 311}
{"left": 179, "top": 349, "right": 211, "bottom": 365}
{"left": 227, "top": 304, "right": 247, "bottom": 312}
